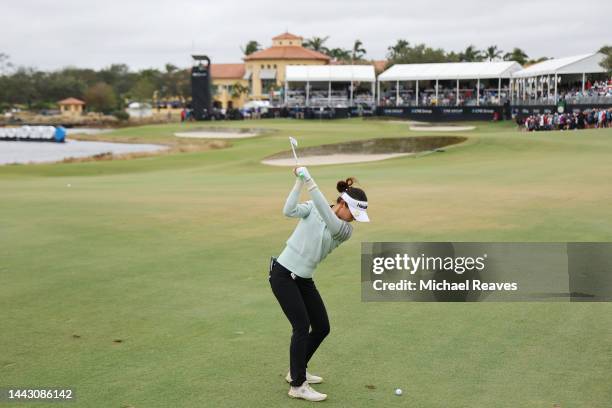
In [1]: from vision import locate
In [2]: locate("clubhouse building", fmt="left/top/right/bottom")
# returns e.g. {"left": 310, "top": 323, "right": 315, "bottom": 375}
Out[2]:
{"left": 211, "top": 32, "right": 331, "bottom": 109}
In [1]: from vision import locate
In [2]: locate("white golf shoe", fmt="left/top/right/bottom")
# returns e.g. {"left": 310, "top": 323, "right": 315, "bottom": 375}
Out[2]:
{"left": 286, "top": 370, "right": 323, "bottom": 384}
{"left": 288, "top": 381, "right": 327, "bottom": 402}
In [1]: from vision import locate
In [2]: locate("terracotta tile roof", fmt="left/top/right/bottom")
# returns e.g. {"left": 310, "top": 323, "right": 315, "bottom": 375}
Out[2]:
{"left": 373, "top": 60, "right": 388, "bottom": 73}
{"left": 272, "top": 32, "right": 302, "bottom": 40}
{"left": 245, "top": 46, "right": 330, "bottom": 61}
{"left": 210, "top": 63, "right": 246, "bottom": 79}
{"left": 58, "top": 97, "right": 85, "bottom": 105}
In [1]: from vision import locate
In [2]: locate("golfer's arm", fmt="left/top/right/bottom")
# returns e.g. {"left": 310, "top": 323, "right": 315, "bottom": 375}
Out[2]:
{"left": 306, "top": 183, "right": 351, "bottom": 241}
{"left": 283, "top": 179, "right": 311, "bottom": 218}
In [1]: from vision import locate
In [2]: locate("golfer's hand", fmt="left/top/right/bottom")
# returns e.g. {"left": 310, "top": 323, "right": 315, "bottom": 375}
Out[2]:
{"left": 295, "top": 167, "right": 312, "bottom": 182}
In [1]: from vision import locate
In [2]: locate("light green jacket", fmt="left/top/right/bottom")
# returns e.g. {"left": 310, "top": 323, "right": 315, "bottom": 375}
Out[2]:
{"left": 277, "top": 178, "right": 352, "bottom": 278}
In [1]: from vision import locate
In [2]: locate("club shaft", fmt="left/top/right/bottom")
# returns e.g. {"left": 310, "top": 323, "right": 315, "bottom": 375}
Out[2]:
{"left": 291, "top": 144, "right": 298, "bottom": 165}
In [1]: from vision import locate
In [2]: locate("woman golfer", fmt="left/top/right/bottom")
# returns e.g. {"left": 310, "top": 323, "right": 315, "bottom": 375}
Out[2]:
{"left": 269, "top": 166, "right": 369, "bottom": 402}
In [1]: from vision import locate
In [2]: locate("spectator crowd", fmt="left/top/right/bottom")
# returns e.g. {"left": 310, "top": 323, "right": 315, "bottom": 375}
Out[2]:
{"left": 559, "top": 79, "right": 612, "bottom": 102}
{"left": 380, "top": 86, "right": 507, "bottom": 107}
{"left": 518, "top": 108, "right": 611, "bottom": 131}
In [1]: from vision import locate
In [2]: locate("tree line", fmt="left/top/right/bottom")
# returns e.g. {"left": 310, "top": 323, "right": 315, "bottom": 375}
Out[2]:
{"left": 244, "top": 38, "right": 538, "bottom": 64}
{"left": 0, "top": 58, "right": 191, "bottom": 113}
{"left": 244, "top": 37, "right": 612, "bottom": 70}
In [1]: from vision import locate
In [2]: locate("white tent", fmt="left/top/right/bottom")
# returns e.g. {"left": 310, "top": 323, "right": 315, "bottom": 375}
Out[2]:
{"left": 126, "top": 102, "right": 153, "bottom": 118}
{"left": 284, "top": 65, "right": 376, "bottom": 107}
{"left": 243, "top": 100, "right": 270, "bottom": 110}
{"left": 377, "top": 61, "right": 522, "bottom": 106}
{"left": 285, "top": 65, "right": 375, "bottom": 82}
{"left": 510, "top": 53, "right": 607, "bottom": 103}
{"left": 378, "top": 61, "right": 521, "bottom": 81}
{"left": 512, "top": 53, "right": 606, "bottom": 78}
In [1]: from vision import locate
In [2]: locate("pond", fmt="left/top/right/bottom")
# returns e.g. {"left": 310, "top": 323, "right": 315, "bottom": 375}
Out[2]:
{"left": 0, "top": 140, "right": 168, "bottom": 165}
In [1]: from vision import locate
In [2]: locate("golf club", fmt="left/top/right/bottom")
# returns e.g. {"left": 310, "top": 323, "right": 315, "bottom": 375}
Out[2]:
{"left": 289, "top": 136, "right": 299, "bottom": 165}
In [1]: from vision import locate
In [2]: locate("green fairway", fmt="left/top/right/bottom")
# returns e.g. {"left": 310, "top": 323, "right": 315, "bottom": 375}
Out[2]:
{"left": 1, "top": 119, "right": 611, "bottom": 407}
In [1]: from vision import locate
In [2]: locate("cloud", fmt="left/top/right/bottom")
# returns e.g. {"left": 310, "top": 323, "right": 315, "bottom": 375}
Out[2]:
{"left": 0, "top": 0, "right": 610, "bottom": 70}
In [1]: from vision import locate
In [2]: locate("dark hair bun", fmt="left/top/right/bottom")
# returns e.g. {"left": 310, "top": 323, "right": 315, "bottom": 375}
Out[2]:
{"left": 336, "top": 177, "right": 355, "bottom": 193}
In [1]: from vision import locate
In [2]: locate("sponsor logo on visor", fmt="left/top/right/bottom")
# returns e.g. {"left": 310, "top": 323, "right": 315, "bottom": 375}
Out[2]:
{"left": 342, "top": 192, "right": 368, "bottom": 211}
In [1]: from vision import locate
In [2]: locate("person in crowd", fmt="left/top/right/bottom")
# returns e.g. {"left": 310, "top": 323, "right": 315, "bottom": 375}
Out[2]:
{"left": 521, "top": 109, "right": 611, "bottom": 132}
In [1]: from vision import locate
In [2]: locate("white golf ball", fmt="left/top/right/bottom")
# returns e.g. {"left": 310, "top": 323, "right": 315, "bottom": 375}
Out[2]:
{"left": 395, "top": 388, "right": 402, "bottom": 396}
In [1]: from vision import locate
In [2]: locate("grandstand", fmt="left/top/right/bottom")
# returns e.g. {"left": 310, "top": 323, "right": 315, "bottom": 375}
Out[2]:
{"left": 284, "top": 65, "right": 376, "bottom": 108}
{"left": 377, "top": 61, "right": 521, "bottom": 107}
{"left": 510, "top": 53, "right": 609, "bottom": 105}
{"left": 270, "top": 53, "right": 610, "bottom": 120}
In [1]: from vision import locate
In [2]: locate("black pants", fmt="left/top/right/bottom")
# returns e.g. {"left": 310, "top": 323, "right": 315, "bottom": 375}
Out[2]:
{"left": 269, "top": 258, "right": 330, "bottom": 387}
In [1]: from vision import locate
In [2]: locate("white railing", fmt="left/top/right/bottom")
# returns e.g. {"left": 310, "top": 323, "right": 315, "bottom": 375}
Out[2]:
{"left": 286, "top": 90, "right": 375, "bottom": 107}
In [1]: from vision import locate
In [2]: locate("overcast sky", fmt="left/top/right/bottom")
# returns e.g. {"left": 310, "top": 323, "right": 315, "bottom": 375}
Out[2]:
{"left": 1, "top": 0, "right": 611, "bottom": 71}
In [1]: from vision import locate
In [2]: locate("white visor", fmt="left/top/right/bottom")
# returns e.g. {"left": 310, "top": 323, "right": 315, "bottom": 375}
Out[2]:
{"left": 341, "top": 192, "right": 370, "bottom": 222}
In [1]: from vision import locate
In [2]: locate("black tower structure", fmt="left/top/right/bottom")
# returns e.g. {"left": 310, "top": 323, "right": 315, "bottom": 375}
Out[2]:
{"left": 191, "top": 55, "right": 212, "bottom": 120}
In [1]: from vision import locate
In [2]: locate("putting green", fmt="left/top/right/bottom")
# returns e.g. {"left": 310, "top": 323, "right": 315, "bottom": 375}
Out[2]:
{"left": 1, "top": 119, "right": 611, "bottom": 408}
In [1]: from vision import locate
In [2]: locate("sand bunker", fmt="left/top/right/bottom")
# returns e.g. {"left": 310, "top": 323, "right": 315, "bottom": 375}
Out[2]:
{"left": 410, "top": 125, "right": 475, "bottom": 132}
{"left": 175, "top": 127, "right": 262, "bottom": 139}
{"left": 263, "top": 153, "right": 414, "bottom": 166}
{"left": 387, "top": 120, "right": 430, "bottom": 126}
{"left": 262, "top": 136, "right": 467, "bottom": 166}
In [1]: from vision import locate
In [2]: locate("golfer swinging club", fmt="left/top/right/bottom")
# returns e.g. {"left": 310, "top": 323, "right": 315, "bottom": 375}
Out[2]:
{"left": 269, "top": 165, "right": 369, "bottom": 402}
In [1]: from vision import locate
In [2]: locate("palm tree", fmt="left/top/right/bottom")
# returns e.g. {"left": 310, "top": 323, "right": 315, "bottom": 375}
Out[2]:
{"left": 485, "top": 45, "right": 502, "bottom": 61}
{"left": 460, "top": 45, "right": 483, "bottom": 62}
{"left": 164, "top": 63, "right": 178, "bottom": 74}
{"left": 303, "top": 36, "right": 330, "bottom": 54}
{"left": 231, "top": 82, "right": 250, "bottom": 99}
{"left": 351, "top": 39, "right": 367, "bottom": 62}
{"left": 387, "top": 39, "right": 410, "bottom": 60}
{"left": 240, "top": 41, "right": 261, "bottom": 56}
{"left": 328, "top": 48, "right": 351, "bottom": 62}
{"left": 526, "top": 57, "right": 549, "bottom": 66}
{"left": 503, "top": 48, "right": 529, "bottom": 65}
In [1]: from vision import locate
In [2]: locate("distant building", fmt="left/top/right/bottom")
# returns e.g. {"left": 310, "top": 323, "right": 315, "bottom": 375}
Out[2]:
{"left": 210, "top": 64, "right": 249, "bottom": 110}
{"left": 208, "top": 33, "right": 386, "bottom": 109}
{"left": 210, "top": 32, "right": 330, "bottom": 109}
{"left": 58, "top": 97, "right": 85, "bottom": 116}
{"left": 244, "top": 32, "right": 330, "bottom": 100}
